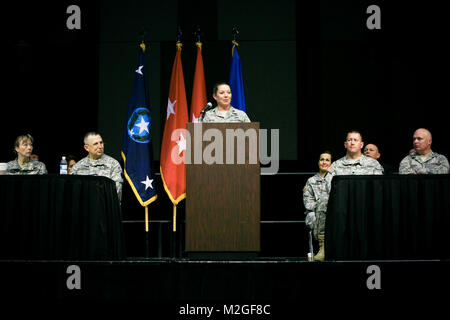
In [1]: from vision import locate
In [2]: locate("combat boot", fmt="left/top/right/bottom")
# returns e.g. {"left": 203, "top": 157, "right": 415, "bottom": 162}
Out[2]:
{"left": 314, "top": 234, "right": 325, "bottom": 262}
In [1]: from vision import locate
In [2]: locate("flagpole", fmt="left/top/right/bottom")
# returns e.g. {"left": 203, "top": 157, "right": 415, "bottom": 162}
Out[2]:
{"left": 194, "top": 25, "right": 202, "bottom": 43}
{"left": 173, "top": 204, "right": 177, "bottom": 232}
{"left": 145, "top": 205, "right": 149, "bottom": 232}
{"left": 145, "top": 205, "right": 149, "bottom": 257}
{"left": 232, "top": 24, "right": 239, "bottom": 41}
{"left": 231, "top": 25, "right": 239, "bottom": 56}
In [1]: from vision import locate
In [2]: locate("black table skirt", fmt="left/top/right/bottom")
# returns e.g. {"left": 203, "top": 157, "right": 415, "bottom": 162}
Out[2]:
{"left": 0, "top": 174, "right": 125, "bottom": 260}
{"left": 326, "top": 174, "right": 450, "bottom": 260}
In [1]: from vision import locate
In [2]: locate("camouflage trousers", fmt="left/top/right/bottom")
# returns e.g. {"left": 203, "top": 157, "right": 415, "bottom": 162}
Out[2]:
{"left": 312, "top": 197, "right": 328, "bottom": 239}
{"left": 313, "top": 210, "right": 326, "bottom": 239}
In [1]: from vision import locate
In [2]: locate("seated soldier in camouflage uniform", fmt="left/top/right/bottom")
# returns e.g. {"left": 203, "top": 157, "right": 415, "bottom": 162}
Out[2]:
{"left": 303, "top": 151, "right": 333, "bottom": 262}
{"left": 330, "top": 130, "right": 384, "bottom": 176}
{"left": 364, "top": 143, "right": 394, "bottom": 174}
{"left": 399, "top": 128, "right": 449, "bottom": 174}
{"left": 201, "top": 82, "right": 251, "bottom": 123}
{"left": 7, "top": 134, "right": 47, "bottom": 175}
{"left": 70, "top": 132, "right": 123, "bottom": 201}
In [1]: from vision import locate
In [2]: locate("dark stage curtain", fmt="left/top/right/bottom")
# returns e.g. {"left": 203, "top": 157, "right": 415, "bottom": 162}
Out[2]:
{"left": 0, "top": 174, "right": 125, "bottom": 260}
{"left": 326, "top": 175, "right": 450, "bottom": 260}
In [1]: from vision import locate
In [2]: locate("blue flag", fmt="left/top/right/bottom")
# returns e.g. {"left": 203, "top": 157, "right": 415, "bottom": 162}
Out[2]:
{"left": 121, "top": 43, "right": 157, "bottom": 206}
{"left": 229, "top": 41, "right": 247, "bottom": 112}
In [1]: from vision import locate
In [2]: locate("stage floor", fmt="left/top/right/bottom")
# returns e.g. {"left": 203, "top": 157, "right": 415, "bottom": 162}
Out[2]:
{"left": 1, "top": 257, "right": 448, "bottom": 317}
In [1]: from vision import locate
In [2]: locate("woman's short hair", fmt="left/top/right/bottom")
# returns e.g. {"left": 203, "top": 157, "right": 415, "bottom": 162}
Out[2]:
{"left": 320, "top": 150, "right": 333, "bottom": 160}
{"left": 14, "top": 134, "right": 33, "bottom": 148}
{"left": 13, "top": 134, "right": 34, "bottom": 155}
{"left": 212, "top": 82, "right": 230, "bottom": 95}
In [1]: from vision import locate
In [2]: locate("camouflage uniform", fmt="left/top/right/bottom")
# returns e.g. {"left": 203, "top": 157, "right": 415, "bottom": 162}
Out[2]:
{"left": 70, "top": 154, "right": 123, "bottom": 201}
{"left": 330, "top": 155, "right": 384, "bottom": 176}
{"left": 6, "top": 159, "right": 47, "bottom": 175}
{"left": 303, "top": 172, "right": 333, "bottom": 238}
{"left": 399, "top": 149, "right": 449, "bottom": 174}
{"left": 202, "top": 106, "right": 251, "bottom": 123}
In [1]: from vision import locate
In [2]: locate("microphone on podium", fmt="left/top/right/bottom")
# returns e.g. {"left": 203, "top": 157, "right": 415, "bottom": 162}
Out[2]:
{"left": 199, "top": 102, "right": 213, "bottom": 121}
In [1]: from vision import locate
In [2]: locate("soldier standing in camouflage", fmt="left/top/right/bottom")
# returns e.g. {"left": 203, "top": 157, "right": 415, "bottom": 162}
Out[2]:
{"left": 71, "top": 132, "right": 123, "bottom": 201}
{"left": 7, "top": 134, "right": 47, "bottom": 175}
{"left": 303, "top": 151, "right": 333, "bottom": 262}
{"left": 202, "top": 83, "right": 251, "bottom": 123}
{"left": 399, "top": 128, "right": 449, "bottom": 174}
{"left": 330, "top": 131, "right": 384, "bottom": 176}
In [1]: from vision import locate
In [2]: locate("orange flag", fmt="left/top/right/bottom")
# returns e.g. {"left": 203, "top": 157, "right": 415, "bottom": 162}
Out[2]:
{"left": 160, "top": 42, "right": 189, "bottom": 231}
{"left": 190, "top": 42, "right": 207, "bottom": 122}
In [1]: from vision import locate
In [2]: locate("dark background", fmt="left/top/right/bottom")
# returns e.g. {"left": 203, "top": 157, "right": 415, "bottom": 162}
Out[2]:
{"left": 4, "top": 0, "right": 450, "bottom": 256}
{"left": 5, "top": 0, "right": 449, "bottom": 170}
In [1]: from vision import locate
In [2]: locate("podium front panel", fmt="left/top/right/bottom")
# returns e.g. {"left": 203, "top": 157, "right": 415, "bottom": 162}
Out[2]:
{"left": 186, "top": 123, "right": 260, "bottom": 252}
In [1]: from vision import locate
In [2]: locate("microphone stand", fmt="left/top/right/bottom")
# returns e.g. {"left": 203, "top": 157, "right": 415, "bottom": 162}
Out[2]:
{"left": 200, "top": 103, "right": 213, "bottom": 122}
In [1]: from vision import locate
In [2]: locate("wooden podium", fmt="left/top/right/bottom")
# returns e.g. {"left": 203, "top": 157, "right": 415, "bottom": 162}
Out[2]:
{"left": 185, "top": 122, "right": 260, "bottom": 256}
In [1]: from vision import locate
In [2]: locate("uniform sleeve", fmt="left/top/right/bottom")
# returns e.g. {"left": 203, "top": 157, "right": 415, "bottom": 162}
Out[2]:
{"left": 39, "top": 162, "right": 48, "bottom": 175}
{"left": 329, "top": 162, "right": 337, "bottom": 176}
{"left": 399, "top": 156, "right": 415, "bottom": 175}
{"left": 303, "top": 179, "right": 316, "bottom": 212}
{"left": 6, "top": 161, "right": 17, "bottom": 174}
{"left": 70, "top": 162, "right": 79, "bottom": 175}
{"left": 437, "top": 155, "right": 450, "bottom": 174}
{"left": 373, "top": 160, "right": 384, "bottom": 175}
{"left": 110, "top": 160, "right": 124, "bottom": 201}
{"left": 241, "top": 112, "right": 251, "bottom": 123}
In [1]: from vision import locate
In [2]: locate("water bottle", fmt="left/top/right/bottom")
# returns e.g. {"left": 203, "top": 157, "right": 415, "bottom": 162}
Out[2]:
{"left": 60, "top": 156, "right": 68, "bottom": 174}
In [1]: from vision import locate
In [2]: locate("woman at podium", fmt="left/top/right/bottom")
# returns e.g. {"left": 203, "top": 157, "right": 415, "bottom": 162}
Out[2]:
{"left": 202, "top": 83, "right": 251, "bottom": 123}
